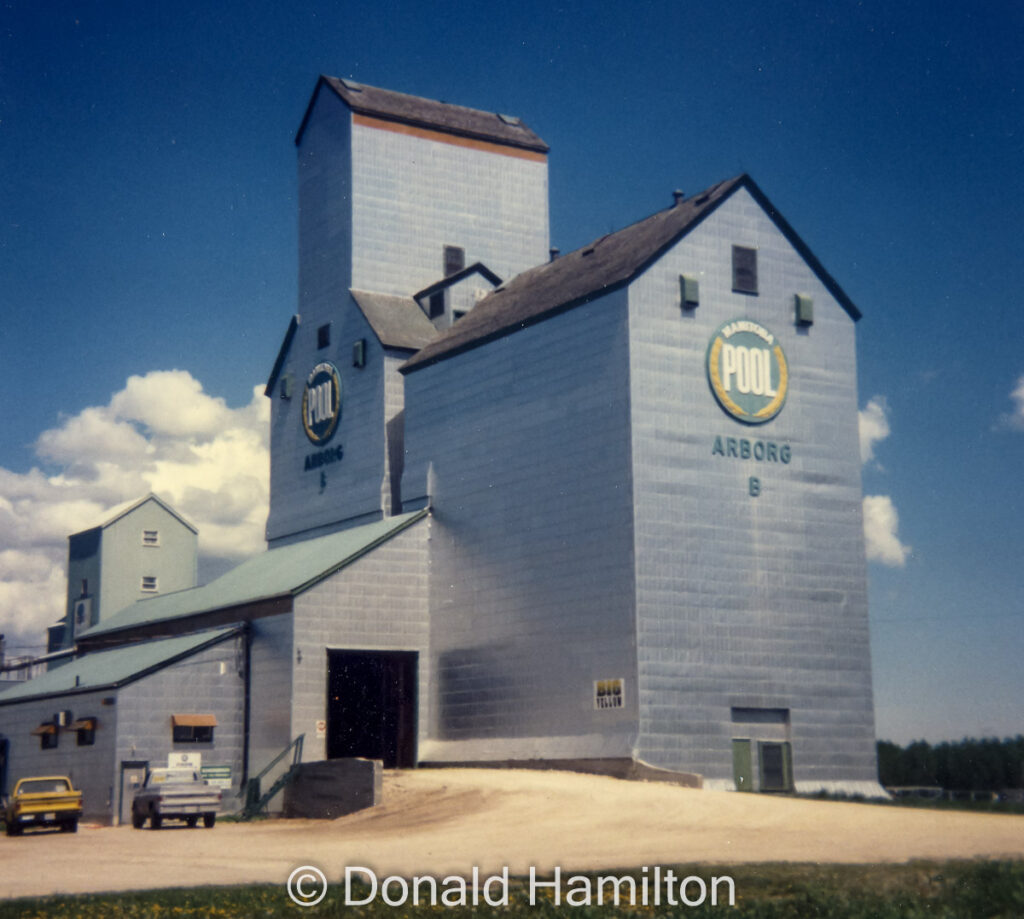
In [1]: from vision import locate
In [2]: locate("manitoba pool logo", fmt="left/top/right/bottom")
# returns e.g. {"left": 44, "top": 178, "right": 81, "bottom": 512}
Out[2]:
{"left": 706, "top": 319, "right": 788, "bottom": 424}
{"left": 302, "top": 361, "right": 342, "bottom": 445}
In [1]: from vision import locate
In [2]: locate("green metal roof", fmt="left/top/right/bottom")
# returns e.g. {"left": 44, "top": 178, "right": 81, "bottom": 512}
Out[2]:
{"left": 0, "top": 629, "right": 237, "bottom": 705}
{"left": 80, "top": 510, "right": 428, "bottom": 639}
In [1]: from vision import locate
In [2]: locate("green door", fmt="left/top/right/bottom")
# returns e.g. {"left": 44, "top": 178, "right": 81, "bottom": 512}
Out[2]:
{"left": 732, "top": 739, "right": 753, "bottom": 792}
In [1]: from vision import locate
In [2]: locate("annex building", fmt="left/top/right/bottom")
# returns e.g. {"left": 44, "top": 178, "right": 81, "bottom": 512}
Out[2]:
{"left": 0, "top": 76, "right": 882, "bottom": 821}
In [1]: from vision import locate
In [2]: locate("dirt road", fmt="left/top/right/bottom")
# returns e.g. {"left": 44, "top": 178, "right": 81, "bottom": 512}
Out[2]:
{"left": 2, "top": 769, "right": 1022, "bottom": 899}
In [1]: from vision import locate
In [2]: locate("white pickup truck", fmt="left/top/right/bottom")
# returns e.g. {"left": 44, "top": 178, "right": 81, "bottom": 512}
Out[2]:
{"left": 131, "top": 767, "right": 221, "bottom": 829}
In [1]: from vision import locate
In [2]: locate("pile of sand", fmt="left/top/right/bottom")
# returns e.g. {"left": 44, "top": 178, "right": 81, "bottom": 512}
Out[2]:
{"left": 2, "top": 768, "right": 1022, "bottom": 899}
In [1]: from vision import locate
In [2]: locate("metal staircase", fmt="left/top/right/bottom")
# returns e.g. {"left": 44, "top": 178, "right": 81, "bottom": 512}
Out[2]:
{"left": 238, "top": 734, "right": 304, "bottom": 819}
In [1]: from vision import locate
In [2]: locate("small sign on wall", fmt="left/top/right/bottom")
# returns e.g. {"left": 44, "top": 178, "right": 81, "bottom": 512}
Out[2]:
{"left": 169, "top": 751, "right": 201, "bottom": 769}
{"left": 315, "top": 719, "right": 327, "bottom": 738}
{"left": 201, "top": 765, "right": 233, "bottom": 789}
{"left": 595, "top": 678, "right": 625, "bottom": 710}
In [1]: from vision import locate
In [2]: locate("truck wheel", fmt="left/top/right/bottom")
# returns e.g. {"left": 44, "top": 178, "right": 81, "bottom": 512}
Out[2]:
{"left": 151, "top": 812, "right": 162, "bottom": 830}
{"left": 203, "top": 813, "right": 216, "bottom": 828}
{"left": 132, "top": 812, "right": 145, "bottom": 829}
{"left": 5, "top": 823, "right": 21, "bottom": 837}
{"left": 60, "top": 819, "right": 78, "bottom": 833}
{"left": 185, "top": 816, "right": 198, "bottom": 828}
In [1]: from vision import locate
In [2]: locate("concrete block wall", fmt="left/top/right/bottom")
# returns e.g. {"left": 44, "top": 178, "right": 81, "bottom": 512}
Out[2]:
{"left": 626, "top": 188, "right": 878, "bottom": 789}
{"left": 0, "top": 634, "right": 245, "bottom": 823}
{"left": 247, "top": 613, "right": 294, "bottom": 777}
{"left": 291, "top": 518, "right": 430, "bottom": 763}
{"left": 0, "top": 690, "right": 117, "bottom": 822}
{"left": 403, "top": 290, "right": 640, "bottom": 762}
{"left": 115, "top": 637, "right": 246, "bottom": 804}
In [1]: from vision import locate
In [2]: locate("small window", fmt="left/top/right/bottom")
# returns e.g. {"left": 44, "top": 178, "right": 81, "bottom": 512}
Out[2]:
{"left": 173, "top": 725, "right": 214, "bottom": 743}
{"left": 32, "top": 723, "right": 58, "bottom": 750}
{"left": 680, "top": 274, "right": 700, "bottom": 309}
{"left": 171, "top": 713, "right": 216, "bottom": 744}
{"left": 142, "top": 529, "right": 159, "bottom": 547}
{"left": 141, "top": 576, "right": 158, "bottom": 592}
{"left": 317, "top": 323, "right": 331, "bottom": 349}
{"left": 732, "top": 246, "right": 758, "bottom": 294}
{"left": 80, "top": 578, "right": 89, "bottom": 597}
{"left": 71, "top": 717, "right": 97, "bottom": 747}
{"left": 444, "top": 245, "right": 465, "bottom": 277}
{"left": 428, "top": 291, "right": 445, "bottom": 319}
{"left": 795, "top": 293, "right": 814, "bottom": 326}
{"left": 74, "top": 599, "right": 91, "bottom": 626}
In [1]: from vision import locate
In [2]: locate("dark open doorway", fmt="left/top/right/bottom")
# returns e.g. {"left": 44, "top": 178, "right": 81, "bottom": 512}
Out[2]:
{"left": 326, "top": 650, "right": 417, "bottom": 768}
{"left": 0, "top": 737, "right": 8, "bottom": 797}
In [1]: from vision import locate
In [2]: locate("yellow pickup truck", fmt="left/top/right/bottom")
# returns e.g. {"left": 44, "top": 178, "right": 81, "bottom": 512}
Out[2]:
{"left": 4, "top": 776, "right": 83, "bottom": 835}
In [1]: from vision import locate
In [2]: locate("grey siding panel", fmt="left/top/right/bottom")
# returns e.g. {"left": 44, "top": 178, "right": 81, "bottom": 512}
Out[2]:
{"left": 383, "top": 351, "right": 408, "bottom": 516}
{"left": 268, "top": 88, "right": 364, "bottom": 543}
{"left": 350, "top": 121, "right": 548, "bottom": 297}
{"left": 267, "top": 304, "right": 388, "bottom": 543}
{"left": 627, "top": 189, "right": 878, "bottom": 787}
{"left": 403, "top": 290, "right": 639, "bottom": 760}
{"left": 291, "top": 519, "right": 430, "bottom": 762}
{"left": 96, "top": 502, "right": 198, "bottom": 623}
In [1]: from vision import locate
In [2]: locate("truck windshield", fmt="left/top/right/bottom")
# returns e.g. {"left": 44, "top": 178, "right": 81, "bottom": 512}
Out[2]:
{"left": 148, "top": 770, "right": 199, "bottom": 784}
{"left": 18, "top": 779, "right": 71, "bottom": 794}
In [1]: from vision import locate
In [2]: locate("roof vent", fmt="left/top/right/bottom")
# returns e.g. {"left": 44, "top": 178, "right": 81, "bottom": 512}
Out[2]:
{"left": 497, "top": 113, "right": 521, "bottom": 126}
{"left": 339, "top": 78, "right": 363, "bottom": 92}
{"left": 673, "top": 189, "right": 685, "bottom": 206}
{"left": 549, "top": 247, "right": 560, "bottom": 262}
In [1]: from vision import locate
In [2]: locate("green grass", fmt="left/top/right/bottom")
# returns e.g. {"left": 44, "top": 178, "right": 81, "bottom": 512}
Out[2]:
{"left": 1, "top": 861, "right": 1023, "bottom": 918}
{"left": 800, "top": 790, "right": 1024, "bottom": 816}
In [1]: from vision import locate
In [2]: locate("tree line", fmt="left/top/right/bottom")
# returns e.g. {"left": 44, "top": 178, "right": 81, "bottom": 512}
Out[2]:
{"left": 877, "top": 736, "right": 1024, "bottom": 791}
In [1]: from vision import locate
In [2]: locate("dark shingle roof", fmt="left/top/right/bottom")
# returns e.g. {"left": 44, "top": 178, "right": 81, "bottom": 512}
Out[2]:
{"left": 351, "top": 290, "right": 439, "bottom": 352}
{"left": 402, "top": 175, "right": 860, "bottom": 373}
{"left": 296, "top": 76, "right": 549, "bottom": 153}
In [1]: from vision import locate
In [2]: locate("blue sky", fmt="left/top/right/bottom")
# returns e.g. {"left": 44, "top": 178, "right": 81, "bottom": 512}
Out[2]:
{"left": 1, "top": 0, "right": 1021, "bottom": 744}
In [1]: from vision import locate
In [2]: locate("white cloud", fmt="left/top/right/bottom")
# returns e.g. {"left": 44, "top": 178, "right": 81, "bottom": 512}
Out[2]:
{"left": 998, "top": 375, "right": 1024, "bottom": 431}
{"left": 858, "top": 396, "right": 910, "bottom": 566}
{"left": 0, "top": 371, "right": 269, "bottom": 653}
{"left": 858, "top": 396, "right": 890, "bottom": 464}
{"left": 863, "top": 495, "right": 912, "bottom": 567}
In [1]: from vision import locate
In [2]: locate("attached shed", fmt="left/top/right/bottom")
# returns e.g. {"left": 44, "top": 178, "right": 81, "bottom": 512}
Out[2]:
{"left": 0, "top": 628, "right": 243, "bottom": 824}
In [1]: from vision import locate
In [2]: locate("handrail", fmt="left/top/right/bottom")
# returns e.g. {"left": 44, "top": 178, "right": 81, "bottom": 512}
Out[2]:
{"left": 238, "top": 734, "right": 305, "bottom": 819}
{"left": 238, "top": 734, "right": 304, "bottom": 798}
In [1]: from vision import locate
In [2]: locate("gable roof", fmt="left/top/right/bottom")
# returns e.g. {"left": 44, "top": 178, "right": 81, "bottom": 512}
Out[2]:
{"left": 265, "top": 314, "right": 299, "bottom": 397}
{"left": 75, "top": 493, "right": 198, "bottom": 536}
{"left": 78, "top": 510, "right": 428, "bottom": 645}
{"left": 412, "top": 262, "right": 503, "bottom": 303}
{"left": 296, "top": 76, "right": 549, "bottom": 153}
{"left": 350, "top": 290, "right": 438, "bottom": 352}
{"left": 0, "top": 628, "right": 237, "bottom": 706}
{"left": 402, "top": 175, "right": 860, "bottom": 374}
